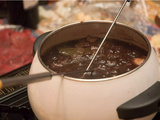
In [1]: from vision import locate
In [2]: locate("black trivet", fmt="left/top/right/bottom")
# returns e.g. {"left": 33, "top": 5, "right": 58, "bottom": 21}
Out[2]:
{"left": 0, "top": 63, "right": 37, "bottom": 120}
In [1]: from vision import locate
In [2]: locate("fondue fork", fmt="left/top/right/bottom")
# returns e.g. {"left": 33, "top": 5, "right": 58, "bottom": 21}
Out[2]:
{"left": 86, "top": 0, "right": 130, "bottom": 71}
{"left": 0, "top": 70, "right": 92, "bottom": 89}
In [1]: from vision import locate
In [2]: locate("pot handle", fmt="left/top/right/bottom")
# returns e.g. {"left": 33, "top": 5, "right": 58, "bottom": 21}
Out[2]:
{"left": 117, "top": 81, "right": 160, "bottom": 119}
{"left": 33, "top": 31, "right": 51, "bottom": 56}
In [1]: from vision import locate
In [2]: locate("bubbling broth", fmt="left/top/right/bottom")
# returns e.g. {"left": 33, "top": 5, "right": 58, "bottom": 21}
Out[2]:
{"left": 41, "top": 36, "right": 147, "bottom": 79}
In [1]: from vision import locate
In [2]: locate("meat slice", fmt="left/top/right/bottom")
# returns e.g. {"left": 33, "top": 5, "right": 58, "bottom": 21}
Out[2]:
{"left": 0, "top": 28, "right": 35, "bottom": 76}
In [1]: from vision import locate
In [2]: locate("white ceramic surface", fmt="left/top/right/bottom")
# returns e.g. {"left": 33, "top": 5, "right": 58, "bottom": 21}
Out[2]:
{"left": 28, "top": 47, "right": 160, "bottom": 120}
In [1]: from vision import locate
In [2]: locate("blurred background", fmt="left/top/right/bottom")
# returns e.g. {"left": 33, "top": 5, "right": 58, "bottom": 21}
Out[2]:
{"left": 1, "top": 0, "right": 160, "bottom": 76}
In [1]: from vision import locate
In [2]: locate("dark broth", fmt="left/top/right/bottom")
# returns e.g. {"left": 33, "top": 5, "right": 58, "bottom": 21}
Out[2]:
{"left": 41, "top": 36, "right": 147, "bottom": 79}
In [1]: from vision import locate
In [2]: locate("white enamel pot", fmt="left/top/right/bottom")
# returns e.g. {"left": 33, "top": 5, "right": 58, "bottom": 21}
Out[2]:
{"left": 28, "top": 20, "right": 160, "bottom": 120}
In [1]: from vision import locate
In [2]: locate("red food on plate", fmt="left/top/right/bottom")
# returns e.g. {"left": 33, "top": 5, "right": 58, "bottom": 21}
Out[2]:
{"left": 0, "top": 28, "right": 35, "bottom": 76}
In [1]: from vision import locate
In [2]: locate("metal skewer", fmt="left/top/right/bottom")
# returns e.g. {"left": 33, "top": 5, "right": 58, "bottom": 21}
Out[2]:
{"left": 0, "top": 70, "right": 92, "bottom": 89}
{"left": 86, "top": 0, "right": 130, "bottom": 71}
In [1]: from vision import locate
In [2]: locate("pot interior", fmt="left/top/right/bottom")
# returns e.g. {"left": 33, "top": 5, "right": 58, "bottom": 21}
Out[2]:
{"left": 38, "top": 21, "right": 150, "bottom": 79}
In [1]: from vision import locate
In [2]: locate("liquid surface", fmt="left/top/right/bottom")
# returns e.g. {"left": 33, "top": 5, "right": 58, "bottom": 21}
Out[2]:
{"left": 41, "top": 36, "right": 147, "bottom": 79}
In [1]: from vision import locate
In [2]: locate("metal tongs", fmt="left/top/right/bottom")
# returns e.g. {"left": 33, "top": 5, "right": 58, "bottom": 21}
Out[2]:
{"left": 86, "top": 0, "right": 130, "bottom": 71}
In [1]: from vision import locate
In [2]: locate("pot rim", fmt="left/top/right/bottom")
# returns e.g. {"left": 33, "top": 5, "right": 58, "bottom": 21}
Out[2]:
{"left": 37, "top": 20, "right": 151, "bottom": 82}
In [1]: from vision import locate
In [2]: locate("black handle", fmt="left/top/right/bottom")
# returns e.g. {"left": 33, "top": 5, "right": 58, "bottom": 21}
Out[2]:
{"left": 117, "top": 81, "right": 160, "bottom": 119}
{"left": 0, "top": 70, "right": 92, "bottom": 89}
{"left": 0, "top": 72, "right": 52, "bottom": 89}
{"left": 33, "top": 31, "right": 51, "bottom": 56}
